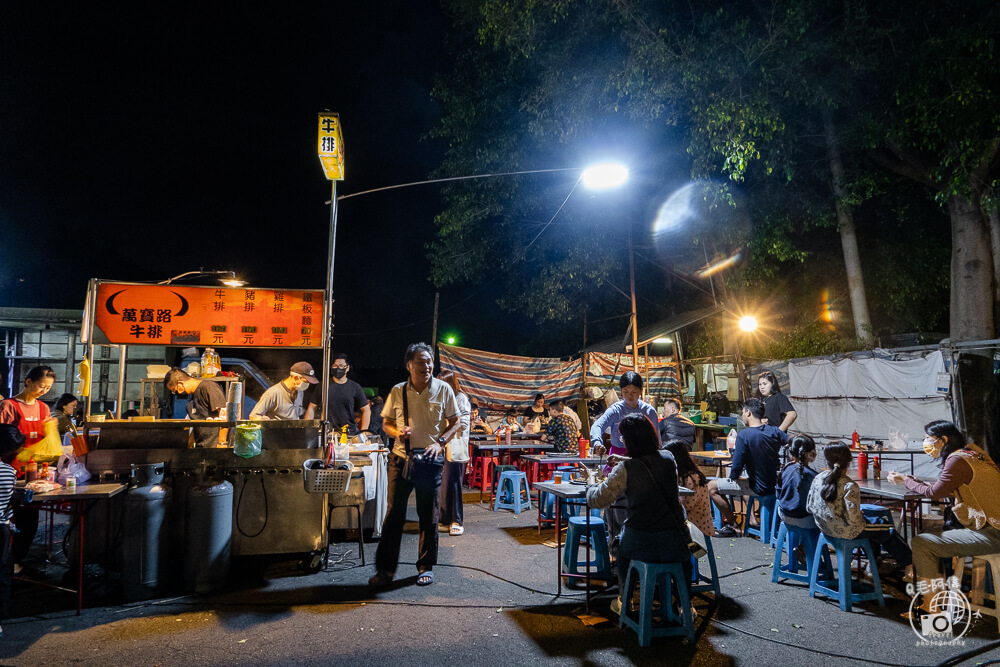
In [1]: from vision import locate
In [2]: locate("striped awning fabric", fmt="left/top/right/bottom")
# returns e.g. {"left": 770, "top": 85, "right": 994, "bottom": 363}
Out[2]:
{"left": 439, "top": 344, "right": 680, "bottom": 411}
{"left": 439, "top": 344, "right": 581, "bottom": 411}
{"left": 586, "top": 351, "right": 680, "bottom": 396}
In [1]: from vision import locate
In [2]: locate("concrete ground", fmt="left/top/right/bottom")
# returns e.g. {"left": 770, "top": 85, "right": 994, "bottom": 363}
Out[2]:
{"left": 1, "top": 490, "right": 998, "bottom": 666}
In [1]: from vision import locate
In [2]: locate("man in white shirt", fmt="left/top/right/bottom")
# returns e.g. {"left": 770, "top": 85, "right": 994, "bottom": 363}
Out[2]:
{"left": 370, "top": 343, "right": 460, "bottom": 588}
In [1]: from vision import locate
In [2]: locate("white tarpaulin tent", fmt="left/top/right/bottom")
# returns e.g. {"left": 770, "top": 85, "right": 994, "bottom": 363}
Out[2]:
{"left": 788, "top": 349, "right": 952, "bottom": 478}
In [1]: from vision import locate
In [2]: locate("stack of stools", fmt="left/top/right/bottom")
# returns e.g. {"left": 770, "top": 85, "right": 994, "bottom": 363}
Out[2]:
{"left": 772, "top": 522, "right": 832, "bottom": 584}
{"left": 493, "top": 469, "right": 532, "bottom": 514}
{"left": 620, "top": 560, "right": 695, "bottom": 645}
{"left": 808, "top": 534, "right": 885, "bottom": 611}
{"left": 562, "top": 515, "right": 613, "bottom": 581}
{"left": 954, "top": 554, "right": 1000, "bottom": 633}
{"left": 468, "top": 452, "right": 498, "bottom": 497}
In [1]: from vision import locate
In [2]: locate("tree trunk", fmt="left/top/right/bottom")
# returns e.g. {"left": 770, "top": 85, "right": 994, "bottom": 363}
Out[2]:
{"left": 989, "top": 208, "right": 1000, "bottom": 333}
{"left": 822, "top": 109, "right": 873, "bottom": 343}
{"left": 948, "top": 194, "right": 994, "bottom": 448}
{"left": 948, "top": 195, "right": 994, "bottom": 342}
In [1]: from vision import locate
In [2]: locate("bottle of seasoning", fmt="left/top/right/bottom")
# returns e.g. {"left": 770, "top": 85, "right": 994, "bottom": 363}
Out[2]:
{"left": 578, "top": 436, "right": 588, "bottom": 459}
{"left": 505, "top": 424, "right": 512, "bottom": 446}
{"left": 857, "top": 448, "right": 868, "bottom": 480}
{"left": 25, "top": 458, "right": 37, "bottom": 482}
{"left": 873, "top": 455, "right": 881, "bottom": 480}
{"left": 851, "top": 430, "right": 860, "bottom": 450}
{"left": 201, "top": 348, "right": 220, "bottom": 377}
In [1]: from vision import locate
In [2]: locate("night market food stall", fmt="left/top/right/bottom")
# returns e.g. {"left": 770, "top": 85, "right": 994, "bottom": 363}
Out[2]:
{"left": 69, "top": 279, "right": 380, "bottom": 592}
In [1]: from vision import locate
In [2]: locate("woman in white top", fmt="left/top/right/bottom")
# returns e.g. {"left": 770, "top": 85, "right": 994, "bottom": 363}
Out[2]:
{"left": 438, "top": 372, "right": 470, "bottom": 536}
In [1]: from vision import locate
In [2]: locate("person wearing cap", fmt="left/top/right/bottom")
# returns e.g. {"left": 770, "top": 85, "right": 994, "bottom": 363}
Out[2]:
{"left": 249, "top": 362, "right": 319, "bottom": 420}
{"left": 322, "top": 353, "right": 370, "bottom": 434}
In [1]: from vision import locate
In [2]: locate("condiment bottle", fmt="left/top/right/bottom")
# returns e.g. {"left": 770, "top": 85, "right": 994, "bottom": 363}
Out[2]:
{"left": 851, "top": 430, "right": 860, "bottom": 450}
{"left": 857, "top": 448, "right": 868, "bottom": 480}
{"left": 25, "top": 458, "right": 37, "bottom": 482}
{"left": 578, "top": 436, "right": 588, "bottom": 459}
{"left": 201, "top": 348, "right": 220, "bottom": 377}
{"left": 505, "top": 424, "right": 512, "bottom": 446}
{"left": 873, "top": 455, "right": 881, "bottom": 480}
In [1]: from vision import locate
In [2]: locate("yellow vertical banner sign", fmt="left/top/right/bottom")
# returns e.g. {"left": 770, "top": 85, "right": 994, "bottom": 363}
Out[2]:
{"left": 317, "top": 113, "right": 345, "bottom": 181}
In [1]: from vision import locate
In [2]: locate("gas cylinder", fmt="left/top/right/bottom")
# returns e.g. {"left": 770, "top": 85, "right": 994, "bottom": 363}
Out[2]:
{"left": 184, "top": 479, "right": 233, "bottom": 593}
{"left": 122, "top": 463, "right": 171, "bottom": 601}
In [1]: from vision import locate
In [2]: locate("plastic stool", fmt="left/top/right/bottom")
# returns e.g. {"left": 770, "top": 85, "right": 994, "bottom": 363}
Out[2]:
{"left": 772, "top": 522, "right": 831, "bottom": 584}
{"left": 620, "top": 560, "right": 695, "bottom": 645}
{"left": 744, "top": 494, "right": 776, "bottom": 544}
{"left": 493, "top": 470, "right": 532, "bottom": 514}
{"left": 809, "top": 534, "right": 885, "bottom": 611}
{"left": 562, "top": 516, "right": 612, "bottom": 579}
{"left": 954, "top": 554, "right": 1000, "bottom": 634}
{"left": 688, "top": 524, "right": 720, "bottom": 597}
{"left": 769, "top": 508, "right": 781, "bottom": 548}
{"left": 470, "top": 455, "right": 497, "bottom": 491}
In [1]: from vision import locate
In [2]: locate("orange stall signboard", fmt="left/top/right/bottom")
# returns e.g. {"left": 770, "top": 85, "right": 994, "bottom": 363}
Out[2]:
{"left": 94, "top": 283, "right": 324, "bottom": 347}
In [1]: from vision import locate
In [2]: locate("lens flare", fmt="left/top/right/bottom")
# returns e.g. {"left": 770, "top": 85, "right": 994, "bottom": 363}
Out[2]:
{"left": 695, "top": 250, "right": 742, "bottom": 279}
{"left": 739, "top": 316, "right": 758, "bottom": 332}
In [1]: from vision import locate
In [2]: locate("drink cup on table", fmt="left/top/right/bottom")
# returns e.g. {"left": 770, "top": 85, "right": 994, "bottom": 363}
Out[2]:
{"left": 554, "top": 472, "right": 563, "bottom": 484}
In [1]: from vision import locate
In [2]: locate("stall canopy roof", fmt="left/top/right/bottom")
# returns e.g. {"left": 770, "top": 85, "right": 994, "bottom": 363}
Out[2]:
{"left": 581, "top": 304, "right": 725, "bottom": 355}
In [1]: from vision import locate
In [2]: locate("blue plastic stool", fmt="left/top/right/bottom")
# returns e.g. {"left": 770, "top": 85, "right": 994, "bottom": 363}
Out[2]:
{"left": 620, "top": 560, "right": 695, "bottom": 645}
{"left": 768, "top": 508, "right": 781, "bottom": 548}
{"left": 689, "top": 530, "right": 721, "bottom": 597}
{"left": 809, "top": 534, "right": 885, "bottom": 611}
{"left": 744, "top": 494, "right": 776, "bottom": 544}
{"left": 772, "top": 521, "right": 832, "bottom": 584}
{"left": 493, "top": 470, "right": 532, "bottom": 514}
{"left": 562, "top": 516, "right": 612, "bottom": 579}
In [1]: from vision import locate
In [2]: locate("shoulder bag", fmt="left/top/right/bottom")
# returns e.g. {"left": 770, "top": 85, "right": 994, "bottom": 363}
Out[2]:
{"left": 399, "top": 383, "right": 445, "bottom": 488}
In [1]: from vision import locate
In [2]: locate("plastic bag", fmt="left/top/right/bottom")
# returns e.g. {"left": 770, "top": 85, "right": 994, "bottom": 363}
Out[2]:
{"left": 56, "top": 452, "right": 92, "bottom": 485}
{"left": 887, "top": 427, "right": 907, "bottom": 450}
{"left": 234, "top": 423, "right": 262, "bottom": 459}
{"left": 17, "top": 419, "right": 64, "bottom": 464}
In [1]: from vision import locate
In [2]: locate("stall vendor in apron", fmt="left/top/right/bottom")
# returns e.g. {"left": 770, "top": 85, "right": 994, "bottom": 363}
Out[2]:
{"left": 0, "top": 365, "right": 56, "bottom": 573}
{"left": 164, "top": 368, "right": 227, "bottom": 447}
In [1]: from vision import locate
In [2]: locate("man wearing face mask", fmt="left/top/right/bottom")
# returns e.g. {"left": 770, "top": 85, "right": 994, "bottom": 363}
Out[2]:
{"left": 323, "top": 353, "right": 370, "bottom": 434}
{"left": 164, "top": 368, "right": 228, "bottom": 448}
{"left": 249, "top": 362, "right": 320, "bottom": 420}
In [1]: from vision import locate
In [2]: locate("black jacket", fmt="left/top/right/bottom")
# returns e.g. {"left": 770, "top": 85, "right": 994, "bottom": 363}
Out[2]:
{"left": 658, "top": 414, "right": 696, "bottom": 450}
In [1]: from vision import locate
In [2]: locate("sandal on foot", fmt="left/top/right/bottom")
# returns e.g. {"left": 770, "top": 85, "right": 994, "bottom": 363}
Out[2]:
{"left": 450, "top": 523, "right": 464, "bottom": 536}
{"left": 416, "top": 571, "right": 434, "bottom": 586}
{"left": 368, "top": 571, "right": 394, "bottom": 588}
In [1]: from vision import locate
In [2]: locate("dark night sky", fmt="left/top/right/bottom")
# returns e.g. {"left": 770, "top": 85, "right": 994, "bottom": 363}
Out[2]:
{"left": 0, "top": 3, "right": 519, "bottom": 375}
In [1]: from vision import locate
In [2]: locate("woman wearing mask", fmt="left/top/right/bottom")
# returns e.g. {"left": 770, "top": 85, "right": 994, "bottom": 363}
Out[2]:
{"left": 887, "top": 421, "right": 1000, "bottom": 616}
{"left": 0, "top": 366, "right": 57, "bottom": 573}
{"left": 757, "top": 371, "right": 797, "bottom": 432}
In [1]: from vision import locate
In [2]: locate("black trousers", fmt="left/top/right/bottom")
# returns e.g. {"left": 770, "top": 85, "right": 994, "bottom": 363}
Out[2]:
{"left": 375, "top": 453, "right": 442, "bottom": 575}
{"left": 0, "top": 524, "right": 11, "bottom": 618}
{"left": 439, "top": 461, "right": 464, "bottom": 527}
{"left": 12, "top": 507, "right": 38, "bottom": 565}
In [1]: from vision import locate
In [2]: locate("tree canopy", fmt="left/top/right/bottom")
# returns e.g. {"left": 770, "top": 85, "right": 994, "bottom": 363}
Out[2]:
{"left": 428, "top": 0, "right": 995, "bottom": 356}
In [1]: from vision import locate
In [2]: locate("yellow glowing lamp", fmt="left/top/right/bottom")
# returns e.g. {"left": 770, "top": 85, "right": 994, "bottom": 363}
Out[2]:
{"left": 739, "top": 316, "right": 758, "bottom": 332}
{"left": 317, "top": 112, "right": 345, "bottom": 181}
